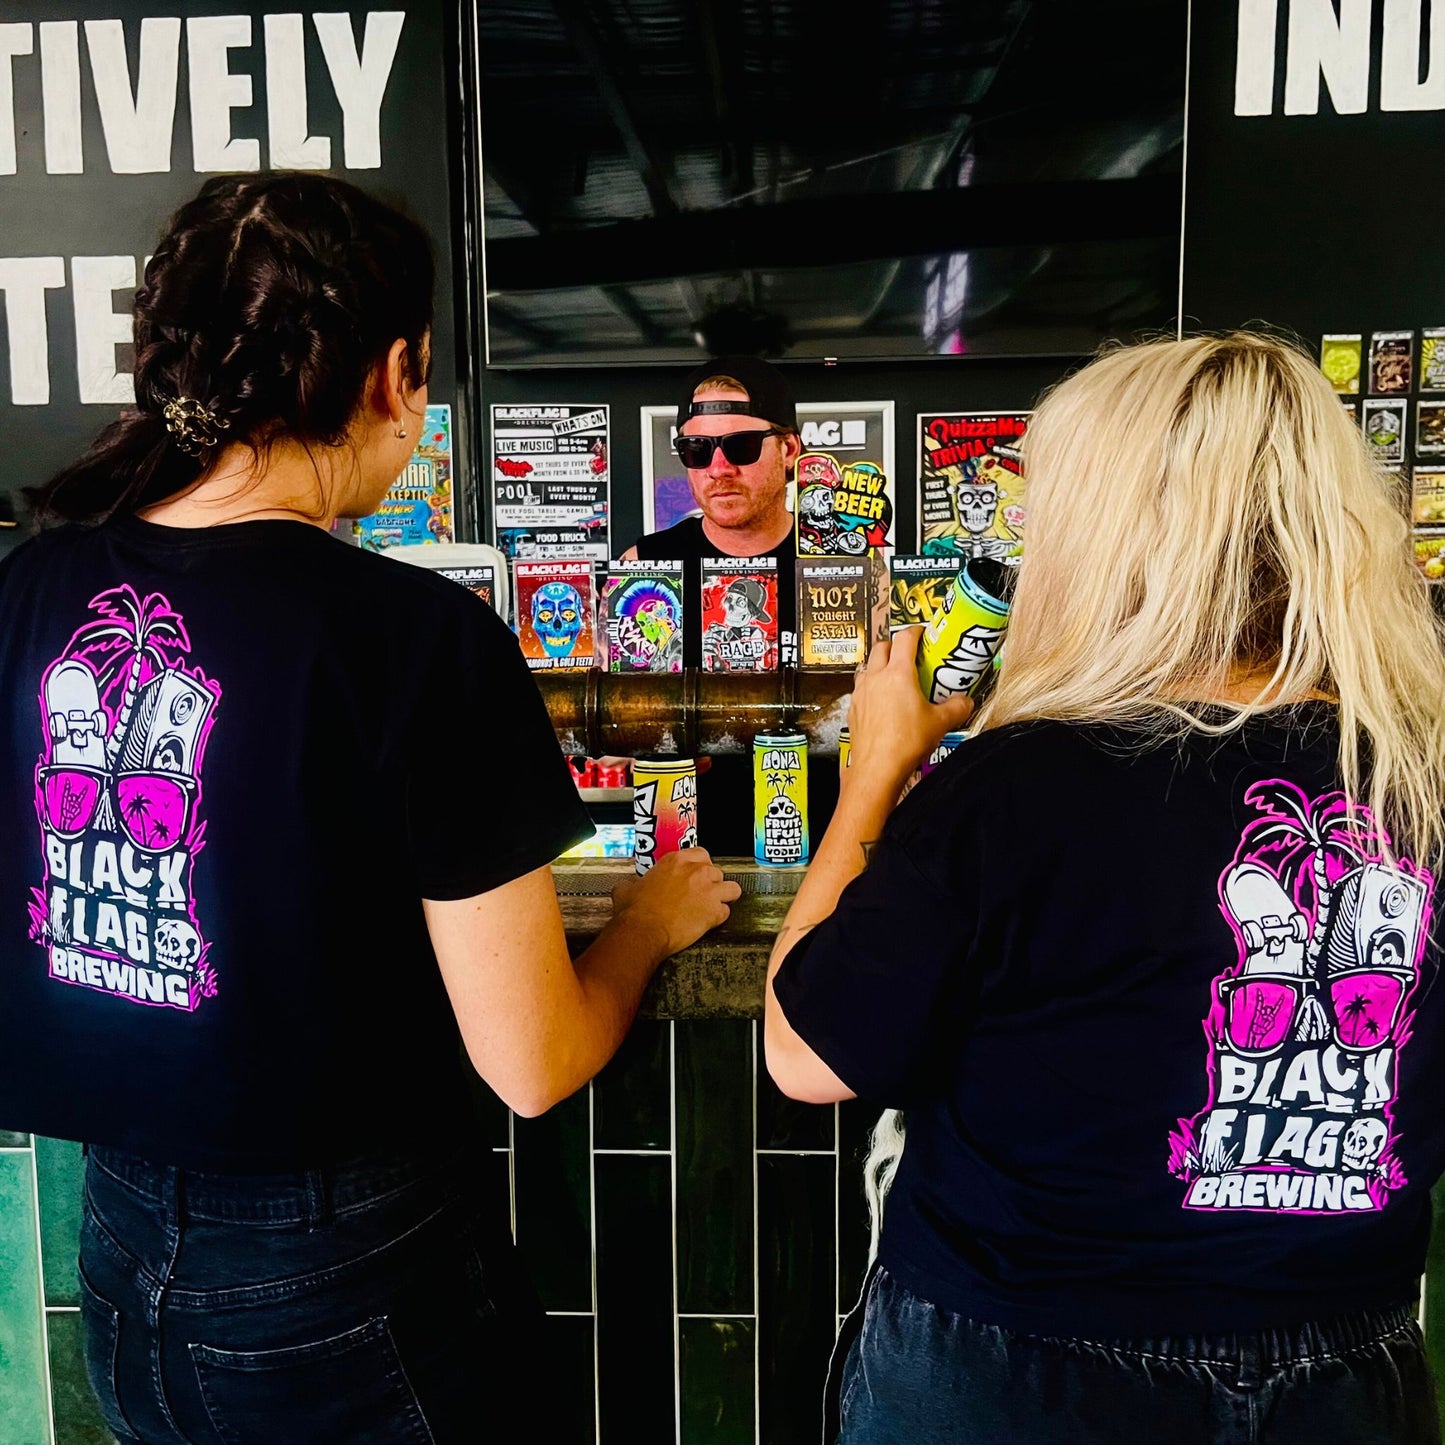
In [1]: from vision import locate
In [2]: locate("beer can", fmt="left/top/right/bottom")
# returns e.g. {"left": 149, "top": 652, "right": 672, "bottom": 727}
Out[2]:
{"left": 838, "top": 725, "right": 852, "bottom": 775}
{"left": 916, "top": 557, "right": 1012, "bottom": 704}
{"left": 754, "top": 732, "right": 809, "bottom": 866}
{"left": 920, "top": 730, "right": 969, "bottom": 777}
{"left": 632, "top": 756, "right": 698, "bottom": 875}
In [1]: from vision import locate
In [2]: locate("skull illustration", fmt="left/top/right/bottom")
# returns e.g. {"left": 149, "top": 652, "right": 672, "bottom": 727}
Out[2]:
{"left": 1341, "top": 1116, "right": 1388, "bottom": 1172}
{"left": 721, "top": 579, "right": 770, "bottom": 629}
{"left": 953, "top": 473, "right": 999, "bottom": 536}
{"left": 531, "top": 582, "right": 584, "bottom": 658}
{"left": 766, "top": 795, "right": 799, "bottom": 822}
{"left": 153, "top": 917, "right": 201, "bottom": 973}
{"left": 800, "top": 484, "right": 834, "bottom": 523}
{"left": 677, "top": 827, "right": 699, "bottom": 850}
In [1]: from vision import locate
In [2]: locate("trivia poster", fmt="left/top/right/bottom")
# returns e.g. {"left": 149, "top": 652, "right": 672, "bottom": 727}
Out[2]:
{"left": 491, "top": 404, "right": 611, "bottom": 561}
{"left": 918, "top": 412, "right": 1029, "bottom": 560}
{"left": 353, "top": 404, "right": 454, "bottom": 550}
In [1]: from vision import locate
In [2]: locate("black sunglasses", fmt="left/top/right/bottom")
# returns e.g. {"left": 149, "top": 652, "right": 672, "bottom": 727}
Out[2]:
{"left": 674, "top": 427, "right": 788, "bottom": 469}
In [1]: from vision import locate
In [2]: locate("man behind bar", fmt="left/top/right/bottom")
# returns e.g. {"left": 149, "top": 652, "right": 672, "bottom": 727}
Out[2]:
{"left": 623, "top": 356, "right": 838, "bottom": 855}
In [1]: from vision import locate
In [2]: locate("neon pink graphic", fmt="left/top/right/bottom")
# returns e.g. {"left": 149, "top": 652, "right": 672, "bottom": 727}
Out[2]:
{"left": 1168, "top": 782, "right": 1431, "bottom": 1215}
{"left": 39, "top": 767, "right": 104, "bottom": 836}
{"left": 114, "top": 771, "right": 194, "bottom": 851}
{"left": 1331, "top": 974, "right": 1407, "bottom": 1050}
{"left": 26, "top": 586, "right": 221, "bottom": 1012}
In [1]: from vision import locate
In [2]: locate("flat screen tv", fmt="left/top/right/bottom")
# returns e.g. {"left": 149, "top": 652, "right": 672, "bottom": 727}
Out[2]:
{"left": 476, "top": 0, "right": 1187, "bottom": 366}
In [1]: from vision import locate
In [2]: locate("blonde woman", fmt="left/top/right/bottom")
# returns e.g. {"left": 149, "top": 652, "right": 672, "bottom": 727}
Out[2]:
{"left": 765, "top": 333, "right": 1445, "bottom": 1445}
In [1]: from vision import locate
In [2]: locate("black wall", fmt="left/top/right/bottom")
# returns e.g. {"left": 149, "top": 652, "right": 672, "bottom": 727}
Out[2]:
{"left": 1183, "top": 2, "right": 1445, "bottom": 335}
{"left": 0, "top": 2, "right": 457, "bottom": 555}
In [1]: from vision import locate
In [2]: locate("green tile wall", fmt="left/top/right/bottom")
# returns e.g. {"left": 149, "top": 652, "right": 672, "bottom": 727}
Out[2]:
{"left": 0, "top": 1146, "right": 54, "bottom": 1445}
{"left": 7, "top": 1036, "right": 1445, "bottom": 1444}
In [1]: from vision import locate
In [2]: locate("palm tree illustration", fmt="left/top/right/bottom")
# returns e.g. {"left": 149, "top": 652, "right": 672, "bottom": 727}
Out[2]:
{"left": 1243, "top": 782, "right": 1364, "bottom": 969}
{"left": 72, "top": 587, "right": 189, "bottom": 829}
{"left": 121, "top": 784, "right": 171, "bottom": 847}
{"left": 1337, "top": 990, "right": 1381, "bottom": 1046}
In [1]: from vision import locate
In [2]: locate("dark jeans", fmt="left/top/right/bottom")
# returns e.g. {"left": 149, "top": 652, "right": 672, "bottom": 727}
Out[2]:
{"left": 78, "top": 1140, "right": 544, "bottom": 1444}
{"left": 829, "top": 1265, "right": 1440, "bottom": 1445}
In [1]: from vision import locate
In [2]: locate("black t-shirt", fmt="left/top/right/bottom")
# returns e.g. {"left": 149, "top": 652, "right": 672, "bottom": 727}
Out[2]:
{"left": 774, "top": 710, "right": 1445, "bottom": 1335}
{"left": 0, "top": 516, "right": 592, "bottom": 1171}
{"left": 630, "top": 516, "right": 840, "bottom": 856}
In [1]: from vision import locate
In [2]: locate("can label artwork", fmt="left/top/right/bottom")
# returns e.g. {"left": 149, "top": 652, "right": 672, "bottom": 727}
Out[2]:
{"left": 920, "top": 730, "right": 969, "bottom": 777}
{"left": 632, "top": 758, "right": 698, "bottom": 875}
{"left": 916, "top": 560, "right": 1010, "bottom": 703}
{"left": 754, "top": 734, "right": 809, "bottom": 866}
{"left": 838, "top": 725, "right": 852, "bottom": 774}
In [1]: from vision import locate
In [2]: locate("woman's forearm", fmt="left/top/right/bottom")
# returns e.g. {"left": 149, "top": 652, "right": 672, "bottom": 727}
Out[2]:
{"left": 766, "top": 770, "right": 906, "bottom": 982}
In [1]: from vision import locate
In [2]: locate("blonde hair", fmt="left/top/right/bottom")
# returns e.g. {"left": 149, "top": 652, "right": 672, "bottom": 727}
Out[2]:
{"left": 692, "top": 374, "right": 749, "bottom": 397}
{"left": 976, "top": 330, "right": 1445, "bottom": 864}
{"left": 864, "top": 331, "right": 1445, "bottom": 1256}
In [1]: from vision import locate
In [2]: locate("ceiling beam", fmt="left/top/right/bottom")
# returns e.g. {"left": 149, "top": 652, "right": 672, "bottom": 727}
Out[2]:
{"left": 598, "top": 284, "right": 669, "bottom": 344}
{"left": 548, "top": 0, "right": 678, "bottom": 218}
{"left": 484, "top": 300, "right": 561, "bottom": 348}
{"left": 486, "top": 175, "right": 1181, "bottom": 292}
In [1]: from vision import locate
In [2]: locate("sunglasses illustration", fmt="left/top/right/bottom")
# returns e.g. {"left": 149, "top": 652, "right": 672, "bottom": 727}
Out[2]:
{"left": 40, "top": 766, "right": 196, "bottom": 853}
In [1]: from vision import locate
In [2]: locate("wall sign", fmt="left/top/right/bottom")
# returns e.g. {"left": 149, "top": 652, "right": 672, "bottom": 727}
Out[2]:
{"left": 0, "top": 4, "right": 456, "bottom": 514}
{"left": 1234, "top": 0, "right": 1445, "bottom": 117}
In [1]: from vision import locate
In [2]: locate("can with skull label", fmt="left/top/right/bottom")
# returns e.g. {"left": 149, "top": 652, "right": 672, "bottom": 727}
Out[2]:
{"left": 838, "top": 725, "right": 851, "bottom": 775}
{"left": 632, "top": 757, "right": 698, "bottom": 876}
{"left": 754, "top": 732, "right": 809, "bottom": 866}
{"left": 915, "top": 557, "right": 1012, "bottom": 704}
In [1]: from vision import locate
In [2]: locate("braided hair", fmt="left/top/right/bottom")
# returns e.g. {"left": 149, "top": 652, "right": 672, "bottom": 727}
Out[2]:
{"left": 30, "top": 172, "right": 434, "bottom": 525}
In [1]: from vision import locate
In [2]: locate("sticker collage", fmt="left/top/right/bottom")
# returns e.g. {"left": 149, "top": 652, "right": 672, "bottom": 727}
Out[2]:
{"left": 1320, "top": 330, "right": 1445, "bottom": 580}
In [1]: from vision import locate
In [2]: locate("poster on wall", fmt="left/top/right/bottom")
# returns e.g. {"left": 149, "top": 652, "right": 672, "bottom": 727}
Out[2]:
{"left": 918, "top": 412, "right": 1029, "bottom": 559}
{"left": 792, "top": 402, "right": 896, "bottom": 556}
{"left": 491, "top": 404, "right": 610, "bottom": 560}
{"left": 1362, "top": 398, "right": 1408, "bottom": 468}
{"left": 513, "top": 558, "right": 598, "bottom": 670}
{"left": 641, "top": 401, "right": 895, "bottom": 543}
{"left": 353, "top": 404, "right": 453, "bottom": 550}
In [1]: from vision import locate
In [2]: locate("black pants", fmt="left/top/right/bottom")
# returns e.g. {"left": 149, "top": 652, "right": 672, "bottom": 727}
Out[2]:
{"left": 831, "top": 1265, "right": 1440, "bottom": 1445}
{"left": 78, "top": 1141, "right": 545, "bottom": 1444}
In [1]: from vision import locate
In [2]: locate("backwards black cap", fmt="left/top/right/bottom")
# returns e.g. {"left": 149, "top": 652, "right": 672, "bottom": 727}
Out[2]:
{"left": 674, "top": 355, "right": 798, "bottom": 433}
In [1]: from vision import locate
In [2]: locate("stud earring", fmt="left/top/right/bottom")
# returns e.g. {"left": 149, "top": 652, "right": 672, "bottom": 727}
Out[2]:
{"left": 397, "top": 425, "right": 408, "bottom": 439}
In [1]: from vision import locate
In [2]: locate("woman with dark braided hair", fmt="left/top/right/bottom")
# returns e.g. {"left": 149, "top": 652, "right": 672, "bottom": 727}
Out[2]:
{"left": 0, "top": 172, "right": 737, "bottom": 1443}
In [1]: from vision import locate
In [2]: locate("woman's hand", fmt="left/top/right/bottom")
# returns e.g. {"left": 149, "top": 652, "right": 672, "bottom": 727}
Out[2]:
{"left": 846, "top": 627, "right": 975, "bottom": 796}
{"left": 612, "top": 847, "right": 741, "bottom": 958}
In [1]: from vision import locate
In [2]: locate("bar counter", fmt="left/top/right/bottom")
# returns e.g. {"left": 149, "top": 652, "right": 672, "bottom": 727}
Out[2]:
{"left": 553, "top": 856, "right": 801, "bottom": 1018}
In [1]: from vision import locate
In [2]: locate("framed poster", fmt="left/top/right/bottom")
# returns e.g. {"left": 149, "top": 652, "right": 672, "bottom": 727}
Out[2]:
{"left": 640, "top": 400, "right": 895, "bottom": 542}
{"left": 490, "top": 404, "right": 611, "bottom": 560}
{"left": 641, "top": 405, "right": 702, "bottom": 534}
{"left": 793, "top": 401, "right": 896, "bottom": 555}
{"left": 917, "top": 412, "right": 1029, "bottom": 559}
{"left": 353, "top": 403, "right": 453, "bottom": 551}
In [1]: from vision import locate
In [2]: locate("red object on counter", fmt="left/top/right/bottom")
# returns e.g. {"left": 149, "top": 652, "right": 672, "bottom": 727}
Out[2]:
{"left": 569, "top": 757, "right": 631, "bottom": 789}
